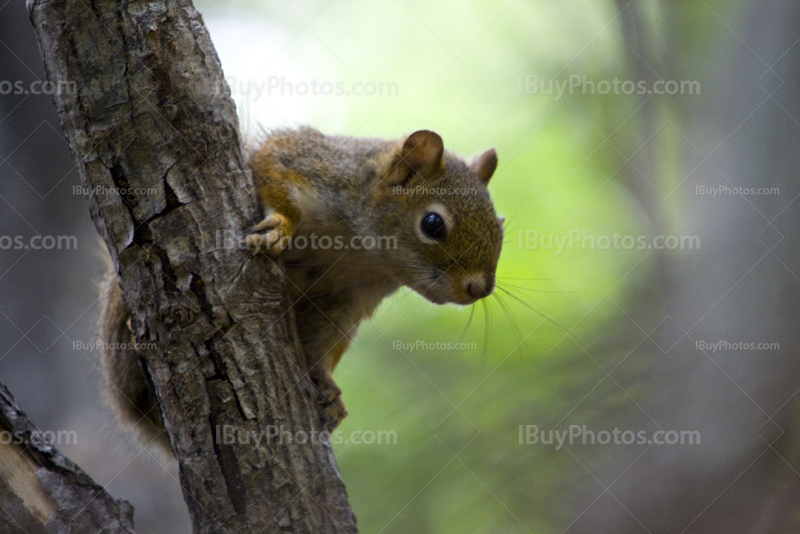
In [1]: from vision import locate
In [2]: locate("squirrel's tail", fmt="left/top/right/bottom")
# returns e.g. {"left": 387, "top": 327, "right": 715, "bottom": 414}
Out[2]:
{"left": 99, "top": 272, "right": 170, "bottom": 453}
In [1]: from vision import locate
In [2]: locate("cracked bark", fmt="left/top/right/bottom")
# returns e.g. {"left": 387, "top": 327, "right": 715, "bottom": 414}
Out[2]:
{"left": 16, "top": 0, "right": 358, "bottom": 532}
{"left": 0, "top": 383, "right": 135, "bottom": 534}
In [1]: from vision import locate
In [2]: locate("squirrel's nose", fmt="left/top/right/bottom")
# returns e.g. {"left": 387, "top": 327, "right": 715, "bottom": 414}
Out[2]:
{"left": 466, "top": 274, "right": 494, "bottom": 299}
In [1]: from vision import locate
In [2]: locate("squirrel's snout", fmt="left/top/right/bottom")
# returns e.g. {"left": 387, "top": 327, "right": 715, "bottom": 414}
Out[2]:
{"left": 465, "top": 273, "right": 495, "bottom": 300}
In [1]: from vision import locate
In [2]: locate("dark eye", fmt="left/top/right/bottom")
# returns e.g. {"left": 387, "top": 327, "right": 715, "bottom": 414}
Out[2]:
{"left": 421, "top": 212, "right": 446, "bottom": 240}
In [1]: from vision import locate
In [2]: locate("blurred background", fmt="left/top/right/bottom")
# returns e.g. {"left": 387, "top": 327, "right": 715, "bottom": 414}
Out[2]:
{"left": 1, "top": 0, "right": 799, "bottom": 532}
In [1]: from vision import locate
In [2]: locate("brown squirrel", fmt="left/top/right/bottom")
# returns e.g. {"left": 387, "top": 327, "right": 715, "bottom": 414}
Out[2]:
{"left": 100, "top": 127, "right": 503, "bottom": 451}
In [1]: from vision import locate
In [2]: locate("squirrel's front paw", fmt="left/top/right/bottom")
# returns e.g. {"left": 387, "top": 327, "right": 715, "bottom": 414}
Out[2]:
{"left": 246, "top": 212, "right": 292, "bottom": 255}
{"left": 310, "top": 369, "right": 348, "bottom": 430}
{"left": 320, "top": 395, "right": 348, "bottom": 431}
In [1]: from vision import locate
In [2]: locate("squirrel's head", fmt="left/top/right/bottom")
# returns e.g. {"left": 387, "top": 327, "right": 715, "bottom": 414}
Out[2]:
{"left": 377, "top": 130, "right": 503, "bottom": 306}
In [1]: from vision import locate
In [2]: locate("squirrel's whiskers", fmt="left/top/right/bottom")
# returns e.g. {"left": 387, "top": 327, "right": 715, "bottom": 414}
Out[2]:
{"left": 100, "top": 127, "right": 504, "bottom": 450}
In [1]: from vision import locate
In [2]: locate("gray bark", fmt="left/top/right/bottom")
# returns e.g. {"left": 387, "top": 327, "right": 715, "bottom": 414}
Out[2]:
{"left": 0, "top": 382, "right": 135, "bottom": 534}
{"left": 24, "top": 0, "right": 357, "bottom": 532}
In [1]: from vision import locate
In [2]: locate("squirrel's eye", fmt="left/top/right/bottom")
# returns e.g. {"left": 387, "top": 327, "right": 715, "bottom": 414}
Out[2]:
{"left": 421, "top": 212, "right": 446, "bottom": 240}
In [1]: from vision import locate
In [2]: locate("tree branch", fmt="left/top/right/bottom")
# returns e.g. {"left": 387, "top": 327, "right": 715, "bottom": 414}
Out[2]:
{"left": 26, "top": 0, "right": 357, "bottom": 532}
{"left": 0, "top": 382, "right": 135, "bottom": 534}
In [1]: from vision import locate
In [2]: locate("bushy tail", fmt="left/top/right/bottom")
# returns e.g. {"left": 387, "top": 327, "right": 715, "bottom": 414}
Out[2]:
{"left": 99, "top": 273, "right": 170, "bottom": 452}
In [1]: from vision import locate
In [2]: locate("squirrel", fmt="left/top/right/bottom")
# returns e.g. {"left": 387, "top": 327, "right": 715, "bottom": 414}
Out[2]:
{"left": 99, "top": 127, "right": 503, "bottom": 452}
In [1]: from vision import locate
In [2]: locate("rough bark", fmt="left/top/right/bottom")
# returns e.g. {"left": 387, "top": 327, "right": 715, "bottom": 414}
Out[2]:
{"left": 0, "top": 382, "right": 135, "bottom": 534}
{"left": 25, "top": 0, "right": 357, "bottom": 532}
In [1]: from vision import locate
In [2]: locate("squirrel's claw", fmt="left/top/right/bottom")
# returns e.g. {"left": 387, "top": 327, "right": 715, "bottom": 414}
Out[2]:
{"left": 309, "top": 368, "right": 348, "bottom": 430}
{"left": 320, "top": 397, "right": 348, "bottom": 431}
{"left": 246, "top": 212, "right": 291, "bottom": 255}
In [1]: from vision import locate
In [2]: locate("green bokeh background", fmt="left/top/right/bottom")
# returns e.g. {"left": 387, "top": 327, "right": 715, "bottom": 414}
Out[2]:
{"left": 197, "top": 1, "right": 723, "bottom": 531}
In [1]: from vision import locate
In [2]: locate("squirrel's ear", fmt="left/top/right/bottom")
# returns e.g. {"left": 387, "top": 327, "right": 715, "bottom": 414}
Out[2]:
{"left": 400, "top": 130, "right": 444, "bottom": 178}
{"left": 471, "top": 148, "right": 498, "bottom": 186}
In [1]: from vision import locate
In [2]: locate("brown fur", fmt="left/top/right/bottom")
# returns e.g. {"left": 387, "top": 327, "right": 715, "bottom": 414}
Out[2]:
{"left": 246, "top": 127, "right": 503, "bottom": 426}
{"left": 100, "top": 126, "right": 503, "bottom": 448}
{"left": 99, "top": 274, "right": 166, "bottom": 450}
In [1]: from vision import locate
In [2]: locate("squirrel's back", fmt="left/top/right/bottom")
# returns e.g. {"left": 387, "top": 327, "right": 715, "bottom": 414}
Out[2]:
{"left": 250, "top": 127, "right": 394, "bottom": 196}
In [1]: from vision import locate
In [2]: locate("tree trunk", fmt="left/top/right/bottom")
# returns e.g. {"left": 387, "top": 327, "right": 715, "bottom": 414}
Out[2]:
{"left": 21, "top": 0, "right": 357, "bottom": 532}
